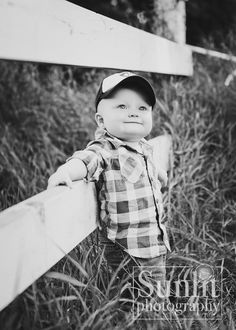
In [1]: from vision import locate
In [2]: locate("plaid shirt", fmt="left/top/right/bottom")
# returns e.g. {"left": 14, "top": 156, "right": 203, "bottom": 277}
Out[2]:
{"left": 69, "top": 129, "right": 171, "bottom": 258}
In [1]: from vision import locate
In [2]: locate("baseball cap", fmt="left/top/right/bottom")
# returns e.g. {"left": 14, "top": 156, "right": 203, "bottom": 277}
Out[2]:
{"left": 95, "top": 71, "right": 156, "bottom": 110}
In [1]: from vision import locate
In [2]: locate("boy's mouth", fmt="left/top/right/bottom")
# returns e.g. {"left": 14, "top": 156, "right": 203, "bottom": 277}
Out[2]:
{"left": 124, "top": 121, "right": 143, "bottom": 125}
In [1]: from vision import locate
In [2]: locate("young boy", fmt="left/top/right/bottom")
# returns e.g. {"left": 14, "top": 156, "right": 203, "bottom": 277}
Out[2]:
{"left": 48, "top": 71, "right": 171, "bottom": 303}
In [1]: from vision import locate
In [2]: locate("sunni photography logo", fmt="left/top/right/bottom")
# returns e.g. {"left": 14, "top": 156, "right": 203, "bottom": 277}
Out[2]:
{"left": 131, "top": 264, "right": 223, "bottom": 320}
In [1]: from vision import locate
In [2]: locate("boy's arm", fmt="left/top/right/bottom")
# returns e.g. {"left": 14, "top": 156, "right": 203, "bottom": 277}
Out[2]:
{"left": 47, "top": 158, "right": 87, "bottom": 189}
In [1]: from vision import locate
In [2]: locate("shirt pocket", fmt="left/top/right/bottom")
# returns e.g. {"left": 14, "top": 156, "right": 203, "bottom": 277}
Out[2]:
{"left": 118, "top": 148, "right": 144, "bottom": 183}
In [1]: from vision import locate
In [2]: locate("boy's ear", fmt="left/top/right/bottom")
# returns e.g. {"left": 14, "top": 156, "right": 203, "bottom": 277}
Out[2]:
{"left": 95, "top": 113, "right": 105, "bottom": 128}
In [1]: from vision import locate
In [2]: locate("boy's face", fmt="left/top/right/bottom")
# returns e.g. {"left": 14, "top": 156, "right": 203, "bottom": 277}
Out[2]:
{"left": 95, "top": 88, "right": 153, "bottom": 142}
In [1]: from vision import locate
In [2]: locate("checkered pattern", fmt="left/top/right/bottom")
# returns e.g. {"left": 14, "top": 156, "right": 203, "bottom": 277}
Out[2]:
{"left": 68, "top": 129, "right": 171, "bottom": 258}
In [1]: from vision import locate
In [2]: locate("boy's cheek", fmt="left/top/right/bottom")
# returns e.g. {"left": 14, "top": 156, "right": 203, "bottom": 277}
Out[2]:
{"left": 146, "top": 121, "right": 153, "bottom": 133}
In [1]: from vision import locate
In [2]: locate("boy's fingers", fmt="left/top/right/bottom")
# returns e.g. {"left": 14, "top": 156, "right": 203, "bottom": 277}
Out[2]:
{"left": 47, "top": 180, "right": 72, "bottom": 189}
{"left": 47, "top": 176, "right": 55, "bottom": 189}
{"left": 162, "top": 173, "right": 168, "bottom": 186}
{"left": 47, "top": 168, "right": 74, "bottom": 189}
{"left": 47, "top": 177, "right": 59, "bottom": 189}
{"left": 65, "top": 177, "right": 73, "bottom": 189}
{"left": 47, "top": 174, "right": 73, "bottom": 189}
{"left": 158, "top": 171, "right": 168, "bottom": 187}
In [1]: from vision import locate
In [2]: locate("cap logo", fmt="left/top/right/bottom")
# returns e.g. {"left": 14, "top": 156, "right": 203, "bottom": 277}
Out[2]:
{"left": 119, "top": 72, "right": 133, "bottom": 77}
{"left": 102, "top": 72, "right": 135, "bottom": 93}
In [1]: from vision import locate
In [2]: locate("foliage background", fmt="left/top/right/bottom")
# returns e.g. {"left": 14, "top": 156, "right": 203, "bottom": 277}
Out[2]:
{"left": 69, "top": 0, "right": 236, "bottom": 51}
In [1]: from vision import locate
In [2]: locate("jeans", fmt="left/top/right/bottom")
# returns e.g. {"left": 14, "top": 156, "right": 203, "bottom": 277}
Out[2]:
{"left": 98, "top": 230, "right": 167, "bottom": 302}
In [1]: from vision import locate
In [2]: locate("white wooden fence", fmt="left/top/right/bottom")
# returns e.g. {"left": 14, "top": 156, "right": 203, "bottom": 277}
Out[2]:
{"left": 0, "top": 0, "right": 193, "bottom": 75}
{"left": 0, "top": 0, "right": 192, "bottom": 311}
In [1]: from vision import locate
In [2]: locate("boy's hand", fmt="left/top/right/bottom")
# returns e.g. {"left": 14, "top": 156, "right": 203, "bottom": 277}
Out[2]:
{"left": 157, "top": 167, "right": 168, "bottom": 187}
{"left": 47, "top": 166, "right": 73, "bottom": 189}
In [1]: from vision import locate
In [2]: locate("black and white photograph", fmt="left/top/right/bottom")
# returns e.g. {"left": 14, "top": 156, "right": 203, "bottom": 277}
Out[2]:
{"left": 0, "top": 0, "right": 235, "bottom": 329}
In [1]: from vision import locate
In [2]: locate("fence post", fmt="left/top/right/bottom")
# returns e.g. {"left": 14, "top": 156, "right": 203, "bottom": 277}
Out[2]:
{"left": 153, "top": 0, "right": 186, "bottom": 44}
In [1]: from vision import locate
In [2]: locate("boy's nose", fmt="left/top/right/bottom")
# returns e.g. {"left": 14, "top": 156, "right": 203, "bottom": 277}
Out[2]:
{"left": 128, "top": 113, "right": 139, "bottom": 118}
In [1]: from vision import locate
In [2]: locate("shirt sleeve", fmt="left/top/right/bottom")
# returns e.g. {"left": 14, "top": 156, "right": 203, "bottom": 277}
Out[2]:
{"left": 66, "top": 140, "right": 107, "bottom": 182}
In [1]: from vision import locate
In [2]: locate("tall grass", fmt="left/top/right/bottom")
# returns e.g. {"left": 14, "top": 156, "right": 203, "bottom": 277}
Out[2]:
{"left": 0, "top": 54, "right": 236, "bottom": 329}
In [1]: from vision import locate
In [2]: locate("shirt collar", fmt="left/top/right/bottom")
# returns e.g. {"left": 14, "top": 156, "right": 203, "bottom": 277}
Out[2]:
{"left": 95, "top": 128, "right": 153, "bottom": 155}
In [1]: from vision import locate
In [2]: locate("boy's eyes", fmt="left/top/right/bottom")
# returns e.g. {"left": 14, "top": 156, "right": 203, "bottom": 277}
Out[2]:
{"left": 117, "top": 104, "right": 127, "bottom": 109}
{"left": 116, "top": 104, "right": 149, "bottom": 111}
{"left": 139, "top": 106, "right": 148, "bottom": 111}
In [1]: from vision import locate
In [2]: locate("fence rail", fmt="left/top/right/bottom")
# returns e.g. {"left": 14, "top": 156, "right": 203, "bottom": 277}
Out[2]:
{"left": 0, "top": 0, "right": 193, "bottom": 75}
{"left": 0, "top": 181, "right": 97, "bottom": 311}
{"left": 189, "top": 45, "right": 236, "bottom": 63}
